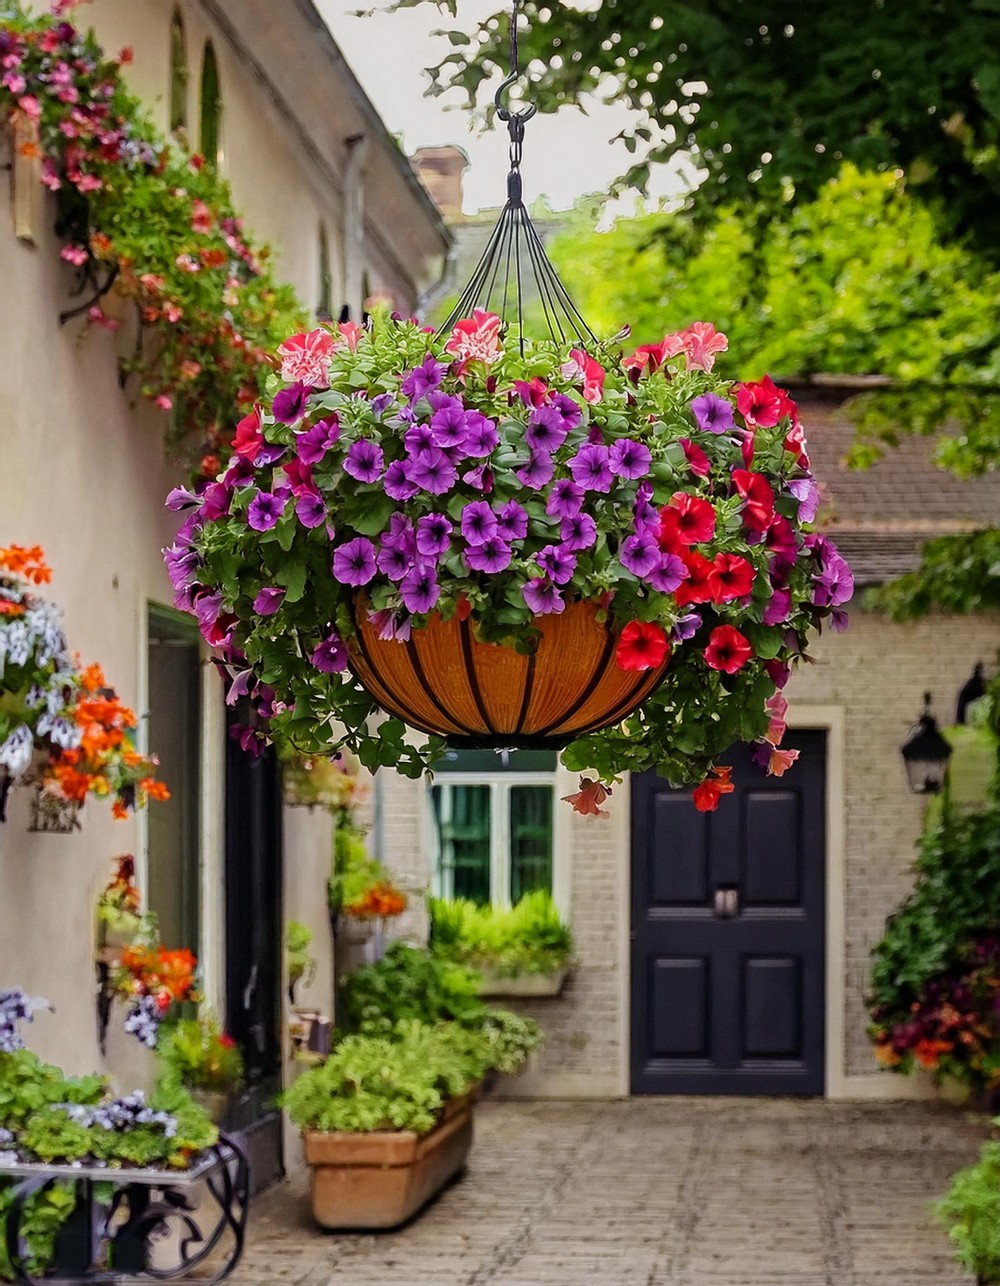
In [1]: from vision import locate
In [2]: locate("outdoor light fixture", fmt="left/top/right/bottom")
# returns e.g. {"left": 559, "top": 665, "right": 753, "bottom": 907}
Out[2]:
{"left": 899, "top": 692, "right": 953, "bottom": 795}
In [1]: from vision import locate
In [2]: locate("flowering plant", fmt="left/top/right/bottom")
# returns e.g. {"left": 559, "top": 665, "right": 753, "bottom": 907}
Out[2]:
{"left": 329, "top": 808, "right": 407, "bottom": 920}
{"left": 157, "top": 1015, "right": 243, "bottom": 1095}
{"left": 170, "top": 311, "right": 850, "bottom": 806}
{"left": 115, "top": 940, "right": 199, "bottom": 1049}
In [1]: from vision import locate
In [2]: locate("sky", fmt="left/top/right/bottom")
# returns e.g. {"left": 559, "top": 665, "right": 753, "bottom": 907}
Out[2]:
{"left": 314, "top": 0, "right": 682, "bottom": 215}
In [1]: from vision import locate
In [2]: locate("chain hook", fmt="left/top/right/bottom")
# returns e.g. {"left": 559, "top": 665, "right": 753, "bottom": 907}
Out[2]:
{"left": 494, "top": 0, "right": 537, "bottom": 128}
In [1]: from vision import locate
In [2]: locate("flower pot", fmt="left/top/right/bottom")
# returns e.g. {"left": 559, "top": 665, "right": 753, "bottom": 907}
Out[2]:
{"left": 347, "top": 597, "right": 669, "bottom": 749}
{"left": 303, "top": 1099, "right": 473, "bottom": 1230}
{"left": 477, "top": 966, "right": 569, "bottom": 998}
{"left": 189, "top": 1088, "right": 229, "bottom": 1124}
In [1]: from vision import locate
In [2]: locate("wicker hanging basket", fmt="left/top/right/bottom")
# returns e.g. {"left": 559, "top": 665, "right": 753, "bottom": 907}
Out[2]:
{"left": 28, "top": 785, "right": 81, "bottom": 833}
{"left": 346, "top": 598, "right": 669, "bottom": 749}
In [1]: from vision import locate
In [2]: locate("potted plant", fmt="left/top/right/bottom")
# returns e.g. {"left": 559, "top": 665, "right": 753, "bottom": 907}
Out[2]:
{"left": 279, "top": 745, "right": 358, "bottom": 810}
{"left": 329, "top": 813, "right": 406, "bottom": 946}
{"left": 168, "top": 312, "right": 850, "bottom": 810}
{"left": 156, "top": 1015, "right": 244, "bottom": 1123}
{"left": 429, "top": 890, "right": 574, "bottom": 996}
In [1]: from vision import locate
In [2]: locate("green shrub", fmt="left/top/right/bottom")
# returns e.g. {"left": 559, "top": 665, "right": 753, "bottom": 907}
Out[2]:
{"left": 157, "top": 1015, "right": 244, "bottom": 1094}
{"left": 936, "top": 1138, "right": 1000, "bottom": 1283}
{"left": 428, "top": 890, "right": 574, "bottom": 977}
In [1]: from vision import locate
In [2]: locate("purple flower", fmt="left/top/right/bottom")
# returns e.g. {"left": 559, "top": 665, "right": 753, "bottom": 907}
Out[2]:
{"left": 536, "top": 544, "right": 576, "bottom": 585}
{"left": 404, "top": 422, "right": 436, "bottom": 455}
{"left": 253, "top": 586, "right": 286, "bottom": 616}
{"left": 311, "top": 632, "right": 349, "bottom": 673}
{"left": 333, "top": 537, "right": 377, "bottom": 586}
{"left": 522, "top": 578, "right": 565, "bottom": 614}
{"left": 247, "top": 491, "right": 286, "bottom": 532}
{"left": 200, "top": 483, "right": 232, "bottom": 522}
{"left": 463, "top": 463, "right": 494, "bottom": 492}
{"left": 461, "top": 501, "right": 498, "bottom": 546}
{"left": 400, "top": 563, "right": 441, "bottom": 614}
{"left": 383, "top": 514, "right": 416, "bottom": 556}
{"left": 526, "top": 405, "right": 570, "bottom": 452}
{"left": 788, "top": 478, "right": 820, "bottom": 523}
{"left": 691, "top": 392, "right": 735, "bottom": 435}
{"left": 377, "top": 541, "right": 412, "bottom": 581}
{"left": 609, "top": 438, "right": 652, "bottom": 480}
{"left": 417, "top": 513, "right": 453, "bottom": 558}
{"left": 672, "top": 612, "right": 702, "bottom": 643}
{"left": 344, "top": 439, "right": 385, "bottom": 483}
{"left": 408, "top": 448, "right": 458, "bottom": 495}
{"left": 763, "top": 586, "right": 792, "bottom": 626}
{"left": 633, "top": 480, "right": 658, "bottom": 533}
{"left": 368, "top": 608, "right": 412, "bottom": 642}
{"left": 430, "top": 397, "right": 470, "bottom": 451}
{"left": 257, "top": 440, "right": 287, "bottom": 467}
{"left": 225, "top": 668, "right": 256, "bottom": 706}
{"left": 568, "top": 444, "right": 614, "bottom": 492}
{"left": 272, "top": 381, "right": 310, "bottom": 424}
{"left": 193, "top": 590, "right": 224, "bottom": 633}
{"left": 165, "top": 485, "right": 202, "bottom": 511}
{"left": 812, "top": 548, "right": 854, "bottom": 607}
{"left": 546, "top": 479, "right": 584, "bottom": 520}
{"left": 559, "top": 512, "right": 597, "bottom": 551}
{"left": 294, "top": 491, "right": 325, "bottom": 528}
{"left": 550, "top": 392, "right": 583, "bottom": 433}
{"left": 370, "top": 393, "right": 394, "bottom": 420}
{"left": 164, "top": 542, "right": 200, "bottom": 596}
{"left": 401, "top": 353, "right": 447, "bottom": 402}
{"left": 496, "top": 500, "right": 528, "bottom": 542}
{"left": 516, "top": 450, "right": 555, "bottom": 490}
{"left": 297, "top": 417, "right": 340, "bottom": 464}
{"left": 463, "top": 411, "right": 499, "bottom": 456}
{"left": 830, "top": 608, "right": 850, "bottom": 633}
{"left": 384, "top": 460, "right": 419, "bottom": 501}
{"left": 750, "top": 741, "right": 772, "bottom": 771}
{"left": 620, "top": 532, "right": 661, "bottom": 577}
{"left": 463, "top": 537, "right": 513, "bottom": 574}
{"left": 649, "top": 553, "right": 688, "bottom": 593}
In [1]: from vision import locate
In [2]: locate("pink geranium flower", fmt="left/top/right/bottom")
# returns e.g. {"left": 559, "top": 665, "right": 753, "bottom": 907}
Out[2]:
{"left": 278, "top": 328, "right": 336, "bottom": 388}
{"left": 446, "top": 310, "right": 502, "bottom": 366}
{"left": 562, "top": 349, "right": 605, "bottom": 404}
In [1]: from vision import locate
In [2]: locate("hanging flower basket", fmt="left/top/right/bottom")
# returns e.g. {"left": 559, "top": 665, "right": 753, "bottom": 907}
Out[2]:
{"left": 167, "top": 312, "right": 851, "bottom": 808}
{"left": 28, "top": 784, "right": 82, "bottom": 833}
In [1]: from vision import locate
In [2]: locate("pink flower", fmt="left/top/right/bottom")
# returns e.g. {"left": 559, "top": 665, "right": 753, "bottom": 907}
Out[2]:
{"left": 681, "top": 322, "right": 728, "bottom": 372}
{"left": 336, "top": 320, "right": 362, "bottom": 352}
{"left": 562, "top": 777, "right": 611, "bottom": 819}
{"left": 278, "top": 328, "right": 336, "bottom": 388}
{"left": 561, "top": 349, "right": 605, "bottom": 403}
{"left": 764, "top": 692, "right": 787, "bottom": 746}
{"left": 767, "top": 747, "right": 800, "bottom": 777}
{"left": 155, "top": 395, "right": 173, "bottom": 411}
{"left": 75, "top": 174, "right": 102, "bottom": 193}
{"left": 446, "top": 310, "right": 502, "bottom": 366}
{"left": 163, "top": 303, "right": 183, "bottom": 323}
{"left": 191, "top": 199, "right": 213, "bottom": 235}
{"left": 60, "top": 245, "right": 88, "bottom": 267}
{"left": 17, "top": 95, "right": 40, "bottom": 120}
{"left": 175, "top": 253, "right": 200, "bottom": 273}
{"left": 87, "top": 305, "right": 119, "bottom": 332}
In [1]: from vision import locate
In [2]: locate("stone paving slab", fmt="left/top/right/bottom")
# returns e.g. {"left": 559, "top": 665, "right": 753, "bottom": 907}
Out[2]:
{"left": 236, "top": 1098, "right": 985, "bottom": 1286}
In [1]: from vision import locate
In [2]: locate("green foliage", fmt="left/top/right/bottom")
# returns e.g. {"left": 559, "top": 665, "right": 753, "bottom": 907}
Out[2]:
{"left": 869, "top": 530, "right": 1000, "bottom": 620}
{"left": 429, "top": 891, "right": 573, "bottom": 977}
{"left": 0, "top": 1050, "right": 105, "bottom": 1127}
{"left": 328, "top": 817, "right": 406, "bottom": 918}
{"left": 340, "top": 942, "right": 485, "bottom": 1033}
{"left": 286, "top": 921, "right": 315, "bottom": 999}
{"left": 156, "top": 1015, "right": 244, "bottom": 1094}
{"left": 281, "top": 1020, "right": 492, "bottom": 1135}
{"left": 936, "top": 1139, "right": 1000, "bottom": 1283}
{"left": 0, "top": 1181, "right": 76, "bottom": 1283}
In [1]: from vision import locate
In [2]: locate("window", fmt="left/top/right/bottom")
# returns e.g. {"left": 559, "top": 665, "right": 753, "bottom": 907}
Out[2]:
{"left": 169, "top": 9, "right": 187, "bottom": 135}
{"left": 429, "top": 750, "right": 559, "bottom": 908}
{"left": 199, "top": 40, "right": 222, "bottom": 167}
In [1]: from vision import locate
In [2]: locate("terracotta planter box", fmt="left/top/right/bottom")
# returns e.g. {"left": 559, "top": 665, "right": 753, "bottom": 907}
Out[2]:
{"left": 477, "top": 966, "right": 569, "bottom": 998}
{"left": 303, "top": 1102, "right": 474, "bottom": 1230}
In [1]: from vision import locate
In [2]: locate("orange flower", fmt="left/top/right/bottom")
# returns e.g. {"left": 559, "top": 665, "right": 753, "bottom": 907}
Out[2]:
{"left": 0, "top": 544, "right": 51, "bottom": 584}
{"left": 692, "top": 765, "right": 735, "bottom": 812}
{"left": 562, "top": 777, "right": 611, "bottom": 818}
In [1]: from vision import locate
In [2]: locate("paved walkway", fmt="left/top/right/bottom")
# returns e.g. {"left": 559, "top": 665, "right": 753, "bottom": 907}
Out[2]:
{"left": 237, "top": 1097, "right": 986, "bottom": 1286}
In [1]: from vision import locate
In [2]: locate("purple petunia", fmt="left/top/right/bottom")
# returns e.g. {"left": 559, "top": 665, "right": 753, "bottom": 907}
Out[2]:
{"left": 672, "top": 612, "right": 702, "bottom": 643}
{"left": 763, "top": 586, "right": 792, "bottom": 626}
{"left": 609, "top": 438, "right": 652, "bottom": 480}
{"left": 568, "top": 443, "right": 614, "bottom": 492}
{"left": 333, "top": 537, "right": 377, "bottom": 587}
{"left": 516, "top": 450, "right": 555, "bottom": 490}
{"left": 812, "top": 548, "right": 854, "bottom": 608}
{"left": 311, "top": 632, "right": 349, "bottom": 673}
{"left": 522, "top": 578, "right": 565, "bottom": 614}
{"left": 165, "top": 485, "right": 202, "bottom": 512}
{"left": 384, "top": 460, "right": 419, "bottom": 501}
{"left": 400, "top": 563, "right": 441, "bottom": 614}
{"left": 408, "top": 448, "right": 458, "bottom": 495}
{"left": 620, "top": 532, "right": 661, "bottom": 578}
{"left": 377, "top": 541, "right": 412, "bottom": 582}
{"left": 525, "top": 405, "right": 570, "bottom": 453}
{"left": 297, "top": 417, "right": 340, "bottom": 465}
{"left": 416, "top": 513, "right": 453, "bottom": 558}
{"left": 253, "top": 586, "right": 286, "bottom": 616}
{"left": 633, "top": 480, "right": 658, "bottom": 533}
{"left": 430, "top": 396, "right": 470, "bottom": 451}
{"left": 559, "top": 511, "right": 598, "bottom": 551}
{"left": 383, "top": 514, "right": 417, "bottom": 556}
{"left": 296, "top": 491, "right": 328, "bottom": 529}
{"left": 462, "top": 463, "right": 494, "bottom": 492}
{"left": 550, "top": 392, "right": 583, "bottom": 433}
{"left": 496, "top": 500, "right": 528, "bottom": 542}
{"left": 535, "top": 544, "right": 576, "bottom": 585}
{"left": 200, "top": 483, "right": 231, "bottom": 522}
{"left": 272, "top": 381, "right": 310, "bottom": 424}
{"left": 344, "top": 439, "right": 385, "bottom": 484}
{"left": 404, "top": 422, "right": 436, "bottom": 456}
{"left": 463, "top": 537, "right": 513, "bottom": 574}
{"left": 461, "top": 501, "right": 498, "bottom": 546}
{"left": 649, "top": 553, "right": 688, "bottom": 593}
{"left": 247, "top": 491, "right": 286, "bottom": 532}
{"left": 691, "top": 392, "right": 735, "bottom": 435}
{"left": 463, "top": 411, "right": 499, "bottom": 457}
{"left": 546, "top": 478, "right": 584, "bottom": 520}
{"left": 401, "top": 353, "right": 447, "bottom": 402}
{"left": 788, "top": 478, "right": 820, "bottom": 523}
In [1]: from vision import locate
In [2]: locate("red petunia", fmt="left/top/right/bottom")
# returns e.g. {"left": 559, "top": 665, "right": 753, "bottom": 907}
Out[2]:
{"left": 736, "top": 375, "right": 792, "bottom": 428}
{"left": 708, "top": 553, "right": 756, "bottom": 603}
{"left": 657, "top": 492, "right": 716, "bottom": 548}
{"left": 704, "top": 625, "right": 753, "bottom": 673}
{"left": 679, "top": 438, "right": 711, "bottom": 478}
{"left": 692, "top": 765, "right": 735, "bottom": 812}
{"left": 673, "top": 551, "right": 716, "bottom": 607}
{"left": 616, "top": 620, "right": 671, "bottom": 672}
{"left": 232, "top": 407, "right": 263, "bottom": 461}
{"left": 731, "top": 469, "right": 775, "bottom": 533}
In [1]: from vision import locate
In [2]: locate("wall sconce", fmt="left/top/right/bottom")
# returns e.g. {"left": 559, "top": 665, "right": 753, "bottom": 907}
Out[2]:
{"left": 900, "top": 692, "right": 953, "bottom": 794}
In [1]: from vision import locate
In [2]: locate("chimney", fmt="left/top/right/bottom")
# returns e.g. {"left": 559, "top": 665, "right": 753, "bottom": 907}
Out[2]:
{"left": 411, "top": 145, "right": 469, "bottom": 221}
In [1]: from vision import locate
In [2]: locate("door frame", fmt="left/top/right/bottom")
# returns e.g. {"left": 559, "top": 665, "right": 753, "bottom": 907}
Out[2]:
{"left": 621, "top": 703, "right": 847, "bottom": 1098}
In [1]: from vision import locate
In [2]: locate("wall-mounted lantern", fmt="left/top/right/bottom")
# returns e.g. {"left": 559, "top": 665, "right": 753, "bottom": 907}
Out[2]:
{"left": 900, "top": 692, "right": 953, "bottom": 795}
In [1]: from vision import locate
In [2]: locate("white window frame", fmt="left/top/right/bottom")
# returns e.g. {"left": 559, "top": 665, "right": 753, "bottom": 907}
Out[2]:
{"left": 426, "top": 765, "right": 570, "bottom": 918}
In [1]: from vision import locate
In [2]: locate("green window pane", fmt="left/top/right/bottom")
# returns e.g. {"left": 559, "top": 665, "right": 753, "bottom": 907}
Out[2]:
{"left": 431, "top": 784, "right": 491, "bottom": 906}
{"left": 199, "top": 42, "right": 221, "bottom": 166}
{"left": 510, "top": 786, "right": 553, "bottom": 904}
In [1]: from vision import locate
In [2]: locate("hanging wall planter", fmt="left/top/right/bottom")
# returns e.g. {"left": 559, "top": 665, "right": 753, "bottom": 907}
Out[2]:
{"left": 28, "top": 784, "right": 82, "bottom": 833}
{"left": 169, "top": 1, "right": 852, "bottom": 810}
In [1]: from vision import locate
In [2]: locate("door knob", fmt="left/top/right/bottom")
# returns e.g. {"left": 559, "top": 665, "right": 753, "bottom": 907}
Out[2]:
{"left": 713, "top": 886, "right": 739, "bottom": 918}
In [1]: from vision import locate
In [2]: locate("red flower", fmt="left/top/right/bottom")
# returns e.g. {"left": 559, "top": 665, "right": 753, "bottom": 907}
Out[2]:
{"left": 616, "top": 620, "right": 670, "bottom": 672}
{"left": 679, "top": 437, "right": 711, "bottom": 478}
{"left": 657, "top": 493, "right": 716, "bottom": 548}
{"left": 562, "top": 777, "right": 611, "bottom": 818}
{"left": 673, "top": 551, "right": 715, "bottom": 607}
{"left": 736, "top": 375, "right": 791, "bottom": 428}
{"left": 232, "top": 407, "right": 263, "bottom": 460}
{"left": 708, "top": 553, "right": 756, "bottom": 603}
{"left": 693, "top": 765, "right": 735, "bottom": 812}
{"left": 731, "top": 469, "right": 775, "bottom": 533}
{"left": 704, "top": 625, "right": 753, "bottom": 673}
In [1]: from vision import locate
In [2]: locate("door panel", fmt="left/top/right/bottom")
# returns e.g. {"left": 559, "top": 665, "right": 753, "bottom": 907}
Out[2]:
{"left": 631, "top": 731, "right": 826, "bottom": 1094}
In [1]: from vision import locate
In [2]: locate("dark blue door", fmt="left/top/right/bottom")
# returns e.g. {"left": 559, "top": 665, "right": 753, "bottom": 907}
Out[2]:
{"left": 631, "top": 730, "right": 826, "bottom": 1094}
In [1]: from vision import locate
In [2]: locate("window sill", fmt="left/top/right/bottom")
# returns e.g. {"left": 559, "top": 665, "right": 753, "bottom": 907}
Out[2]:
{"left": 477, "top": 966, "right": 570, "bottom": 998}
